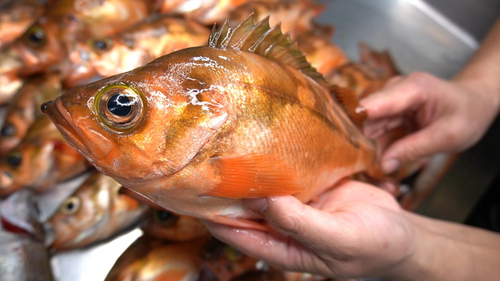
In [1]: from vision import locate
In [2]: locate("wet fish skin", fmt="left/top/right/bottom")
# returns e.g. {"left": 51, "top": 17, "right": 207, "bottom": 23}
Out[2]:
{"left": 0, "top": 73, "right": 62, "bottom": 156}
{"left": 46, "top": 170, "right": 146, "bottom": 251}
{"left": 42, "top": 17, "right": 380, "bottom": 229}
{"left": 0, "top": 115, "right": 89, "bottom": 197}
{"left": 141, "top": 208, "right": 209, "bottom": 241}
{"left": 105, "top": 235, "right": 207, "bottom": 281}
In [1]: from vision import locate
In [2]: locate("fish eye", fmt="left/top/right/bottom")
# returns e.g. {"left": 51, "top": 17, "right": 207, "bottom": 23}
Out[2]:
{"left": 5, "top": 151, "right": 22, "bottom": 168}
{"left": 0, "top": 123, "right": 15, "bottom": 136}
{"left": 23, "top": 25, "right": 47, "bottom": 49}
{"left": 153, "top": 210, "right": 179, "bottom": 227}
{"left": 60, "top": 196, "right": 81, "bottom": 215}
{"left": 95, "top": 84, "right": 145, "bottom": 132}
{"left": 91, "top": 38, "right": 112, "bottom": 52}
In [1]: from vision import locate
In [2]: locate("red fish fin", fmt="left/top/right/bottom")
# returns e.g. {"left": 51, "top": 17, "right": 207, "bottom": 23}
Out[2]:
{"left": 205, "top": 155, "right": 305, "bottom": 199}
{"left": 210, "top": 215, "right": 271, "bottom": 232}
{"left": 329, "top": 85, "right": 367, "bottom": 129}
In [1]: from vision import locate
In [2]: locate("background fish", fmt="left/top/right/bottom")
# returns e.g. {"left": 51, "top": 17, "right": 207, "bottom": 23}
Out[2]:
{"left": 45, "top": 170, "right": 146, "bottom": 251}
{"left": 0, "top": 0, "right": 45, "bottom": 48}
{"left": 0, "top": 73, "right": 62, "bottom": 155}
{"left": 42, "top": 16, "right": 383, "bottom": 230}
{"left": 105, "top": 235, "right": 207, "bottom": 281}
{"left": 141, "top": 208, "right": 210, "bottom": 241}
{"left": 87, "top": 15, "right": 211, "bottom": 77}
{"left": 0, "top": 115, "right": 89, "bottom": 197}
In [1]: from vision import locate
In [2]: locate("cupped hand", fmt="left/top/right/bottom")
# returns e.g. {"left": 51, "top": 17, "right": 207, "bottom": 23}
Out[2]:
{"left": 360, "top": 72, "right": 500, "bottom": 174}
{"left": 203, "top": 181, "right": 419, "bottom": 280}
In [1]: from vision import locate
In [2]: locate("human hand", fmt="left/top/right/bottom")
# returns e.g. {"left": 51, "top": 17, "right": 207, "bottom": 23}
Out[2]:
{"left": 204, "top": 181, "right": 420, "bottom": 280}
{"left": 360, "top": 72, "right": 500, "bottom": 174}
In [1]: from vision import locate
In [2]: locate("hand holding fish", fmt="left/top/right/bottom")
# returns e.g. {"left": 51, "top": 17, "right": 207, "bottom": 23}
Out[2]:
{"left": 204, "top": 181, "right": 500, "bottom": 280}
{"left": 361, "top": 18, "right": 500, "bottom": 174}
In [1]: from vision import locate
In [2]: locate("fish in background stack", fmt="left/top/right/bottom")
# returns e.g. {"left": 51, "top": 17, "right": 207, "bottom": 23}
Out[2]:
{"left": 45, "top": 170, "right": 146, "bottom": 251}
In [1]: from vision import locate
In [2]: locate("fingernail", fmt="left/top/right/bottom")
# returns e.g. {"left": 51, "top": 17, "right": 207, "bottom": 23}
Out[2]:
{"left": 382, "top": 159, "right": 401, "bottom": 174}
{"left": 244, "top": 198, "right": 268, "bottom": 214}
{"left": 355, "top": 106, "right": 366, "bottom": 114}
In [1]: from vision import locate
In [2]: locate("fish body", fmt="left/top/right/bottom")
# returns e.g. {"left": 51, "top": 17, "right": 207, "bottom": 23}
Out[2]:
{"left": 0, "top": 115, "right": 89, "bottom": 197}
{"left": 228, "top": 0, "right": 324, "bottom": 40}
{"left": 105, "top": 235, "right": 207, "bottom": 281}
{"left": 43, "top": 17, "right": 380, "bottom": 229}
{"left": 141, "top": 208, "right": 209, "bottom": 241}
{"left": 0, "top": 231, "right": 54, "bottom": 281}
{"left": 87, "top": 15, "right": 211, "bottom": 77}
{"left": 0, "top": 73, "right": 62, "bottom": 155}
{"left": 46, "top": 170, "right": 146, "bottom": 251}
{"left": 0, "top": 0, "right": 45, "bottom": 48}
{"left": 160, "top": 0, "right": 253, "bottom": 25}
{"left": 326, "top": 43, "right": 400, "bottom": 99}
{"left": 202, "top": 239, "right": 258, "bottom": 280}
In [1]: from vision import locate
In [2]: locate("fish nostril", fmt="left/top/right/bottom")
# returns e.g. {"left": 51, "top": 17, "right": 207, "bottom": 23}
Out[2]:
{"left": 0, "top": 171, "right": 13, "bottom": 189}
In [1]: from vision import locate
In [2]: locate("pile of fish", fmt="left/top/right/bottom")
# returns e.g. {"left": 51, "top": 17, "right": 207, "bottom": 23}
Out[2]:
{"left": 0, "top": 0, "right": 447, "bottom": 280}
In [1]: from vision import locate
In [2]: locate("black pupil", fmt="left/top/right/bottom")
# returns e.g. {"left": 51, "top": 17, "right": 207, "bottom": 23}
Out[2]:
{"left": 1, "top": 124, "right": 15, "bottom": 136}
{"left": 29, "top": 29, "right": 45, "bottom": 43}
{"left": 66, "top": 202, "right": 74, "bottom": 210}
{"left": 156, "top": 210, "right": 172, "bottom": 221}
{"left": 6, "top": 154, "right": 21, "bottom": 167}
{"left": 94, "top": 40, "right": 107, "bottom": 50}
{"left": 107, "top": 94, "right": 132, "bottom": 117}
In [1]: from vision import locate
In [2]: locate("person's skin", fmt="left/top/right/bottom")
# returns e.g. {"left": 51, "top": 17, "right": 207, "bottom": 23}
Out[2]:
{"left": 204, "top": 17, "right": 500, "bottom": 281}
{"left": 361, "top": 18, "right": 500, "bottom": 174}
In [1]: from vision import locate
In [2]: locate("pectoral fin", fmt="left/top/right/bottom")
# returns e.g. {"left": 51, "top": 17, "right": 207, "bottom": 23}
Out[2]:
{"left": 205, "top": 154, "right": 305, "bottom": 199}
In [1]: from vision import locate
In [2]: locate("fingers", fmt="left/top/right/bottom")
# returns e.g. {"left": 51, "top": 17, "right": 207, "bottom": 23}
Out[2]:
{"left": 244, "top": 196, "right": 351, "bottom": 258}
{"left": 360, "top": 72, "right": 436, "bottom": 120}
{"left": 380, "top": 121, "right": 454, "bottom": 172}
{"left": 202, "top": 220, "right": 325, "bottom": 273}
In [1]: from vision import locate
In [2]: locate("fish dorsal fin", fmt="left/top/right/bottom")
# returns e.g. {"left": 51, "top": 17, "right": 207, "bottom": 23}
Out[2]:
{"left": 208, "top": 14, "right": 323, "bottom": 83}
{"left": 208, "top": 14, "right": 366, "bottom": 129}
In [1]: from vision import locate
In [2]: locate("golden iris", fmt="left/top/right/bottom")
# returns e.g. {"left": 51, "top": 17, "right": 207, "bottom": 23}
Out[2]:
{"left": 23, "top": 25, "right": 47, "bottom": 49}
{"left": 61, "top": 196, "right": 81, "bottom": 215}
{"left": 95, "top": 83, "right": 145, "bottom": 133}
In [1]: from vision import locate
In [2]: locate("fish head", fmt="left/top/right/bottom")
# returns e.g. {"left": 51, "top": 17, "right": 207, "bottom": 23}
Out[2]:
{"left": 0, "top": 73, "right": 62, "bottom": 155}
{"left": 0, "top": 19, "right": 63, "bottom": 79}
{"left": 42, "top": 49, "right": 229, "bottom": 185}
{"left": 88, "top": 35, "right": 147, "bottom": 77}
{"left": 45, "top": 171, "right": 113, "bottom": 251}
{"left": 141, "top": 208, "right": 209, "bottom": 241}
{"left": 0, "top": 116, "right": 62, "bottom": 197}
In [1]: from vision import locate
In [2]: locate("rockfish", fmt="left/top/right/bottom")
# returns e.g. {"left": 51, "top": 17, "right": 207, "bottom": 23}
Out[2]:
{"left": 42, "top": 16, "right": 382, "bottom": 230}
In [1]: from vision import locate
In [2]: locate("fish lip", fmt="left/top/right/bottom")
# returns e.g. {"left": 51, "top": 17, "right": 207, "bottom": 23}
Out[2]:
{"left": 41, "top": 99, "right": 89, "bottom": 156}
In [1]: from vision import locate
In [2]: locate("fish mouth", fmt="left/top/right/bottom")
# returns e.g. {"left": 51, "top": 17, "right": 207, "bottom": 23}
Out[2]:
{"left": 41, "top": 99, "right": 90, "bottom": 156}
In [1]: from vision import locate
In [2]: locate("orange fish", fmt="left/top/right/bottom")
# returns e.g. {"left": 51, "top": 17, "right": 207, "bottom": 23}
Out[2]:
{"left": 0, "top": 0, "right": 155, "bottom": 97}
{"left": 160, "top": 0, "right": 253, "bottom": 25}
{"left": 105, "top": 235, "right": 207, "bottom": 281}
{"left": 202, "top": 239, "right": 258, "bottom": 281}
{"left": 85, "top": 15, "right": 210, "bottom": 77}
{"left": 228, "top": 0, "right": 324, "bottom": 40}
{"left": 0, "top": 0, "right": 45, "bottom": 48}
{"left": 0, "top": 115, "right": 90, "bottom": 197}
{"left": 0, "top": 73, "right": 62, "bottom": 155}
{"left": 326, "top": 43, "right": 400, "bottom": 99}
{"left": 45, "top": 170, "right": 146, "bottom": 251}
{"left": 141, "top": 208, "right": 209, "bottom": 241}
{"left": 42, "top": 16, "right": 383, "bottom": 230}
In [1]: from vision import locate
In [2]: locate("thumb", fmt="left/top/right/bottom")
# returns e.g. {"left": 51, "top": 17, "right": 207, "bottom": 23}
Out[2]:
{"left": 244, "top": 196, "right": 347, "bottom": 254}
{"left": 380, "top": 120, "right": 454, "bottom": 173}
